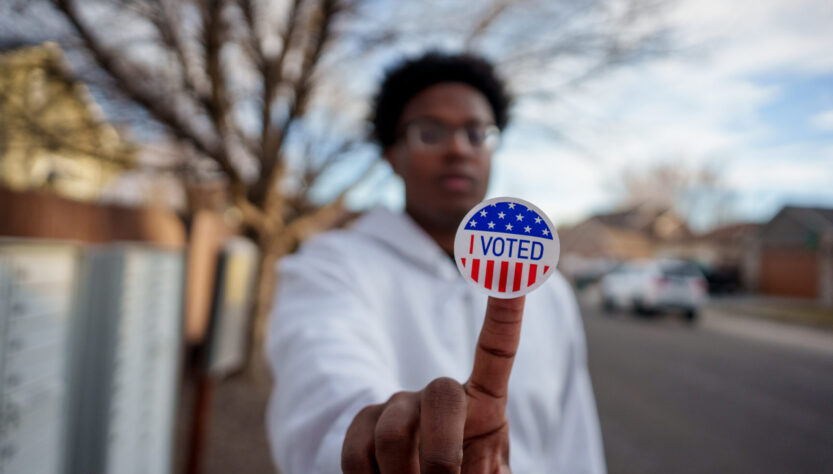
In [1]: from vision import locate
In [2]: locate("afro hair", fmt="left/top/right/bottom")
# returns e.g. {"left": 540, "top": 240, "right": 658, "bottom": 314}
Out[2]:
{"left": 370, "top": 51, "right": 512, "bottom": 148}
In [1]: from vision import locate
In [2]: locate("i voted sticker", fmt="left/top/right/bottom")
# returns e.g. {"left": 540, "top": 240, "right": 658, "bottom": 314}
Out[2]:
{"left": 454, "top": 197, "right": 559, "bottom": 298}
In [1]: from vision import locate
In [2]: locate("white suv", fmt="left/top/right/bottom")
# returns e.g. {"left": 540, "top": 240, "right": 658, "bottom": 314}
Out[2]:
{"left": 600, "top": 259, "right": 708, "bottom": 321}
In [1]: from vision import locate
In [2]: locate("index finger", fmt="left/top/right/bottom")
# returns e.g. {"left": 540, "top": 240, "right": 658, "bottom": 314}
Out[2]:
{"left": 467, "top": 296, "right": 525, "bottom": 400}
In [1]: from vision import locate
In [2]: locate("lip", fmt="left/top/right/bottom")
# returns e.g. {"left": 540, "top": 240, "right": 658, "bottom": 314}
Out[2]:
{"left": 437, "top": 173, "right": 475, "bottom": 193}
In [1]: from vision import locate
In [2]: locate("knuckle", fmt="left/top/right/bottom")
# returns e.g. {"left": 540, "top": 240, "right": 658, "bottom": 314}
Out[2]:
{"left": 354, "top": 403, "right": 381, "bottom": 421}
{"left": 374, "top": 422, "right": 411, "bottom": 451}
{"left": 344, "top": 404, "right": 382, "bottom": 442}
{"left": 375, "top": 392, "right": 417, "bottom": 451}
{"left": 466, "top": 379, "right": 504, "bottom": 400}
{"left": 341, "top": 403, "right": 384, "bottom": 472}
{"left": 385, "top": 390, "right": 413, "bottom": 405}
{"left": 420, "top": 450, "right": 463, "bottom": 472}
{"left": 340, "top": 447, "right": 367, "bottom": 472}
{"left": 477, "top": 341, "right": 516, "bottom": 359}
{"left": 423, "top": 377, "right": 465, "bottom": 404}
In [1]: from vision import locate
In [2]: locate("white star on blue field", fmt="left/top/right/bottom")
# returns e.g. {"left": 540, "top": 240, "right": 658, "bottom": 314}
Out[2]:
{"left": 467, "top": 201, "right": 552, "bottom": 240}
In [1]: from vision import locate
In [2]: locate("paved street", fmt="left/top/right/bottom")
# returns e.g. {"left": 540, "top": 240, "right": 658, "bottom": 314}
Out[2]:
{"left": 584, "top": 306, "right": 833, "bottom": 474}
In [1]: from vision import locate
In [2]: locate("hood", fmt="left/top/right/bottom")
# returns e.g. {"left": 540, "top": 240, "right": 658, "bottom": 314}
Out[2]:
{"left": 351, "top": 207, "right": 460, "bottom": 281}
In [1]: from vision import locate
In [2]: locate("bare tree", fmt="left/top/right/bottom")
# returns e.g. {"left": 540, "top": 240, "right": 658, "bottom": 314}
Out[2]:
{"left": 1, "top": 0, "right": 673, "bottom": 367}
{"left": 0, "top": 41, "right": 139, "bottom": 197}
{"left": 615, "top": 160, "right": 733, "bottom": 231}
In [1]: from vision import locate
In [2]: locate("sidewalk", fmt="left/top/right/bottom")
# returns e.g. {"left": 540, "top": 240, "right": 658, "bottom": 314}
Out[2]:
{"left": 174, "top": 360, "right": 278, "bottom": 474}
{"left": 701, "top": 296, "right": 833, "bottom": 356}
{"left": 706, "top": 295, "right": 833, "bottom": 331}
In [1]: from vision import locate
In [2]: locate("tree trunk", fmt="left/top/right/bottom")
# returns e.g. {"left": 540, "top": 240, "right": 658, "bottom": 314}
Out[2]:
{"left": 245, "top": 231, "right": 293, "bottom": 379}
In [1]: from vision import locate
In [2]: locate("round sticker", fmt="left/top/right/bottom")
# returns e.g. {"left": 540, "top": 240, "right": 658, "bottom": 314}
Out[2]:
{"left": 454, "top": 197, "right": 560, "bottom": 298}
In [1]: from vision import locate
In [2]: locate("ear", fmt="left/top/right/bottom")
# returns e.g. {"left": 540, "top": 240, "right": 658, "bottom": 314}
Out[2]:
{"left": 383, "top": 146, "right": 404, "bottom": 176}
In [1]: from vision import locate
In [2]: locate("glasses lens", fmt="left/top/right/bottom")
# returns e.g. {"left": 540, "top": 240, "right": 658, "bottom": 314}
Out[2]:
{"left": 465, "top": 126, "right": 487, "bottom": 146}
{"left": 405, "top": 122, "right": 499, "bottom": 150}
{"left": 475, "top": 125, "right": 500, "bottom": 149}
{"left": 413, "top": 122, "right": 446, "bottom": 146}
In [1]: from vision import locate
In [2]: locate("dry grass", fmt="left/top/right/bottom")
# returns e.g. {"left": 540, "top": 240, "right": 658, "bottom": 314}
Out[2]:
{"left": 713, "top": 299, "right": 833, "bottom": 332}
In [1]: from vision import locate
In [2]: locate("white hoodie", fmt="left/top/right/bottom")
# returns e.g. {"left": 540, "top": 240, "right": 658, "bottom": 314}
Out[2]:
{"left": 265, "top": 207, "right": 606, "bottom": 473}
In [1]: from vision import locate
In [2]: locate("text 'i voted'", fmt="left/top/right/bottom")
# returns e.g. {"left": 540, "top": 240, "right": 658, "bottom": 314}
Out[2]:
{"left": 454, "top": 197, "right": 560, "bottom": 298}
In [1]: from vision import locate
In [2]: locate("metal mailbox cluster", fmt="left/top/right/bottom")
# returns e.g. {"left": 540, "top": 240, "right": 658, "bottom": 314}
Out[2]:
{"left": 0, "top": 244, "right": 76, "bottom": 474}
{"left": 0, "top": 241, "right": 184, "bottom": 474}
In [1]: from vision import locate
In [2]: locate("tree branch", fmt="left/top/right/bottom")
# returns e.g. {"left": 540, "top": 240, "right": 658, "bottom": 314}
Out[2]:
{"left": 150, "top": 0, "right": 211, "bottom": 100}
{"left": 201, "top": 0, "right": 233, "bottom": 147}
{"left": 5, "top": 104, "right": 137, "bottom": 168}
{"left": 52, "top": 0, "right": 267, "bottom": 226}
{"left": 463, "top": 0, "right": 516, "bottom": 50}
{"left": 259, "top": 0, "right": 304, "bottom": 166}
{"left": 51, "top": 0, "right": 259, "bottom": 201}
{"left": 147, "top": 0, "right": 261, "bottom": 160}
{"left": 285, "top": 155, "right": 379, "bottom": 242}
{"left": 238, "top": 0, "right": 266, "bottom": 67}
{"left": 257, "top": 0, "right": 340, "bottom": 223}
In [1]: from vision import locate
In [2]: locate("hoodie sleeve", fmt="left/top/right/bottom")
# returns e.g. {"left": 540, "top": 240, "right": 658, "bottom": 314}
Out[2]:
{"left": 264, "top": 235, "right": 399, "bottom": 474}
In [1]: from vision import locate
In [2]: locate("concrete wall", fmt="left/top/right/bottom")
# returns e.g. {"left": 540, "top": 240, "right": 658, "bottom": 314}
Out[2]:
{"left": 0, "top": 187, "right": 184, "bottom": 247}
{"left": 760, "top": 248, "right": 819, "bottom": 298}
{"left": 821, "top": 231, "right": 833, "bottom": 307}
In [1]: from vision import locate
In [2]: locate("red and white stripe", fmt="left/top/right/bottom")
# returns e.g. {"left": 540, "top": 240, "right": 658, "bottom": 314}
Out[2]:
{"left": 460, "top": 257, "right": 549, "bottom": 293}
{"left": 460, "top": 232, "right": 550, "bottom": 294}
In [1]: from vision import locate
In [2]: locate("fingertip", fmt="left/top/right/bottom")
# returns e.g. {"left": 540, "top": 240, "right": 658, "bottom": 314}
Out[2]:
{"left": 488, "top": 295, "right": 525, "bottom": 308}
{"left": 486, "top": 295, "right": 525, "bottom": 320}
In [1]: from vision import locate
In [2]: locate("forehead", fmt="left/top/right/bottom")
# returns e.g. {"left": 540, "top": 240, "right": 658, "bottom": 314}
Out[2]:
{"left": 399, "top": 82, "right": 495, "bottom": 125}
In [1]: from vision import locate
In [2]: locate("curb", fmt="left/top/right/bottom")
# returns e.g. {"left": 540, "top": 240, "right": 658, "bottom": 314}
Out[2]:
{"left": 700, "top": 307, "right": 833, "bottom": 357}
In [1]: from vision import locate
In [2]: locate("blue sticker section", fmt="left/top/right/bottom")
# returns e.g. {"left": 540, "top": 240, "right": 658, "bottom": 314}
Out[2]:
{"left": 464, "top": 200, "right": 553, "bottom": 240}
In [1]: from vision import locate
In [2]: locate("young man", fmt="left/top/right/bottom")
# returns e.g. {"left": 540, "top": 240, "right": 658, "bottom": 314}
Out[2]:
{"left": 265, "top": 52, "right": 606, "bottom": 473}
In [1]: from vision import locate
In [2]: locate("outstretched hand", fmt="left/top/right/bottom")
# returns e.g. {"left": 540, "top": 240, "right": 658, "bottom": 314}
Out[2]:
{"left": 342, "top": 296, "right": 526, "bottom": 473}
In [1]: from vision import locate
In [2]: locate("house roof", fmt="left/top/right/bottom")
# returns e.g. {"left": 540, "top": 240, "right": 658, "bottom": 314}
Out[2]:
{"left": 692, "top": 222, "right": 761, "bottom": 243}
{"left": 594, "top": 203, "right": 663, "bottom": 231}
{"left": 559, "top": 215, "right": 657, "bottom": 259}
{"left": 776, "top": 206, "right": 833, "bottom": 232}
{"left": 590, "top": 202, "right": 692, "bottom": 240}
{"left": 756, "top": 205, "right": 833, "bottom": 248}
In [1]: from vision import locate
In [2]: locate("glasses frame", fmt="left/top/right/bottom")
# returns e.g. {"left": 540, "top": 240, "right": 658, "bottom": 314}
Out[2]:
{"left": 398, "top": 119, "right": 501, "bottom": 152}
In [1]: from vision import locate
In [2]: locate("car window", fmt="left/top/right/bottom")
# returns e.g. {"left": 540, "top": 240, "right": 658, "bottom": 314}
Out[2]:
{"left": 610, "top": 265, "right": 630, "bottom": 275}
{"left": 662, "top": 262, "right": 701, "bottom": 278}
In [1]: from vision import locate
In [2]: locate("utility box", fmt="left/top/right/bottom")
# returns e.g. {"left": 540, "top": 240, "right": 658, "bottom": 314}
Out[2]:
{"left": 205, "top": 237, "right": 259, "bottom": 377}
{"left": 0, "top": 242, "right": 78, "bottom": 474}
{"left": 66, "top": 245, "right": 184, "bottom": 474}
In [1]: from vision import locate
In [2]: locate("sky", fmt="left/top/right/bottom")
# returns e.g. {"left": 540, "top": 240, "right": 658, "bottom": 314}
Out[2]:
{"left": 4, "top": 0, "right": 828, "bottom": 231}
{"left": 345, "top": 0, "right": 833, "bottom": 231}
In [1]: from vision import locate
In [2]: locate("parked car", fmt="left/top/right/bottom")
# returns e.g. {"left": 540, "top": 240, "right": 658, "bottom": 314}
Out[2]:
{"left": 600, "top": 259, "right": 708, "bottom": 321}
{"left": 695, "top": 262, "right": 742, "bottom": 294}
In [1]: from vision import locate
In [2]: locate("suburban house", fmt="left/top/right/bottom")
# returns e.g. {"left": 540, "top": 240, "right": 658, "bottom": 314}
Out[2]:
{"left": 0, "top": 42, "right": 135, "bottom": 201}
{"left": 558, "top": 203, "right": 691, "bottom": 282}
{"left": 559, "top": 203, "right": 691, "bottom": 260}
{"left": 657, "top": 222, "right": 760, "bottom": 293}
{"left": 744, "top": 206, "right": 833, "bottom": 304}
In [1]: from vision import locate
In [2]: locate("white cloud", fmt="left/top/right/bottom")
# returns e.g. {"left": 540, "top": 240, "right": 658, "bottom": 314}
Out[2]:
{"left": 348, "top": 0, "right": 833, "bottom": 228}
{"left": 490, "top": 143, "right": 611, "bottom": 225}
{"left": 668, "top": 0, "right": 833, "bottom": 76}
{"left": 726, "top": 159, "right": 833, "bottom": 190}
{"left": 809, "top": 109, "right": 833, "bottom": 132}
{"left": 489, "top": 0, "right": 833, "bottom": 228}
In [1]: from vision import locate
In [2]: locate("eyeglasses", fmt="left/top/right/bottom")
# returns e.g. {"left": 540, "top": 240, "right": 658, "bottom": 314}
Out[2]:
{"left": 399, "top": 119, "right": 501, "bottom": 152}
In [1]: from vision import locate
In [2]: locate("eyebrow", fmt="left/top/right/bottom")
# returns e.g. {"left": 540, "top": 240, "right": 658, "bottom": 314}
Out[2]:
{"left": 406, "top": 115, "right": 495, "bottom": 127}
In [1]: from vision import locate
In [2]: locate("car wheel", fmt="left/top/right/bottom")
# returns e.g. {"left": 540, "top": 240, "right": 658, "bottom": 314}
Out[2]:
{"left": 684, "top": 309, "right": 698, "bottom": 323}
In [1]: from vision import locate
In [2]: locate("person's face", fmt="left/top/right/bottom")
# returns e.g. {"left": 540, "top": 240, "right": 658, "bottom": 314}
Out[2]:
{"left": 385, "top": 82, "right": 497, "bottom": 229}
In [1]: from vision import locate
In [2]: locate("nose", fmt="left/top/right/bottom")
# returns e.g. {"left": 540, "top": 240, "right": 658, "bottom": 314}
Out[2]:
{"left": 445, "top": 129, "right": 475, "bottom": 159}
